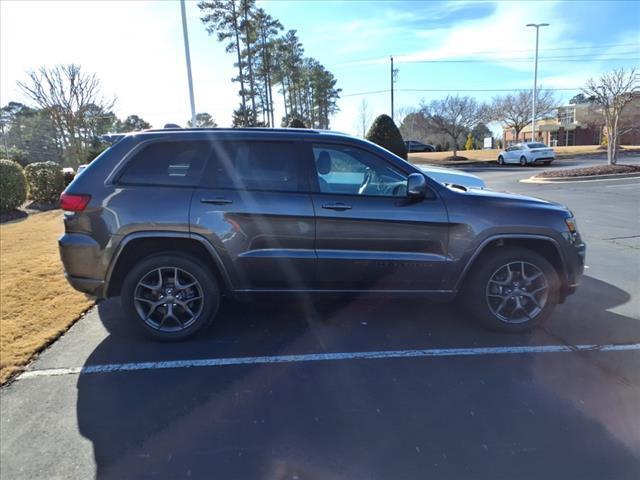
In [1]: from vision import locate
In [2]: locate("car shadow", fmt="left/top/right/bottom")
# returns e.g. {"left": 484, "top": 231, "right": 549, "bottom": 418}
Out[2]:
{"left": 76, "top": 275, "right": 640, "bottom": 479}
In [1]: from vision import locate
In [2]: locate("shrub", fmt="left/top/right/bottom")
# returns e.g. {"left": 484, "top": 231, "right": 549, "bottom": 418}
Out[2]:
{"left": 24, "top": 161, "right": 65, "bottom": 203}
{"left": 287, "top": 118, "right": 307, "bottom": 128}
{"left": 465, "top": 133, "right": 474, "bottom": 151}
{"left": 365, "top": 114, "right": 407, "bottom": 160}
{"left": 0, "top": 159, "right": 27, "bottom": 212}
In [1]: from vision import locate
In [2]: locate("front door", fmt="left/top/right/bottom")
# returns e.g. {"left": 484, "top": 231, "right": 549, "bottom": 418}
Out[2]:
{"left": 190, "top": 140, "right": 316, "bottom": 290}
{"left": 306, "top": 142, "right": 449, "bottom": 291}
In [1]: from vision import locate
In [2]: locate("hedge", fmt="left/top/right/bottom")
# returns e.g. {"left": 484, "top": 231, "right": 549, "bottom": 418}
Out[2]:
{"left": 0, "top": 159, "right": 27, "bottom": 212}
{"left": 24, "top": 161, "right": 65, "bottom": 203}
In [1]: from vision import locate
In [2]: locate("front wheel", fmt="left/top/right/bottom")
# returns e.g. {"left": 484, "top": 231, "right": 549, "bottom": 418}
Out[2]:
{"left": 498, "top": 155, "right": 504, "bottom": 165}
{"left": 464, "top": 247, "right": 560, "bottom": 332}
{"left": 121, "top": 254, "right": 220, "bottom": 340}
{"left": 520, "top": 156, "right": 528, "bottom": 166}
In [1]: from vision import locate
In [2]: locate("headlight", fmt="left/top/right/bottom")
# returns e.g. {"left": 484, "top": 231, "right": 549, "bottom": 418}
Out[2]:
{"left": 565, "top": 217, "right": 578, "bottom": 234}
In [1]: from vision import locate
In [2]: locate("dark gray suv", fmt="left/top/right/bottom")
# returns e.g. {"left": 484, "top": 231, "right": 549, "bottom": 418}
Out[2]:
{"left": 59, "top": 128, "right": 585, "bottom": 339}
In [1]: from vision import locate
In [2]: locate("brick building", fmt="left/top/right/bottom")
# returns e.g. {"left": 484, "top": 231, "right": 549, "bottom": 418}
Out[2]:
{"left": 503, "top": 95, "right": 640, "bottom": 147}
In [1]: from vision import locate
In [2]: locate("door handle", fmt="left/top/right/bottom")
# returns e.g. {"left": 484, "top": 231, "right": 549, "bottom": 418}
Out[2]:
{"left": 201, "top": 197, "right": 233, "bottom": 205}
{"left": 322, "top": 202, "right": 352, "bottom": 211}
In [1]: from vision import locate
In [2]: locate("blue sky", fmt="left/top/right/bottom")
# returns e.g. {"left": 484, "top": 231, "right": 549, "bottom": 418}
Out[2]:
{"left": 1, "top": 0, "right": 638, "bottom": 135}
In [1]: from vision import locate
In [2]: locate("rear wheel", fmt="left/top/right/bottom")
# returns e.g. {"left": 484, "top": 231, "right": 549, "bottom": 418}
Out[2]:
{"left": 464, "top": 247, "right": 560, "bottom": 332}
{"left": 121, "top": 254, "right": 220, "bottom": 340}
{"left": 498, "top": 155, "right": 504, "bottom": 165}
{"left": 520, "top": 156, "right": 528, "bottom": 166}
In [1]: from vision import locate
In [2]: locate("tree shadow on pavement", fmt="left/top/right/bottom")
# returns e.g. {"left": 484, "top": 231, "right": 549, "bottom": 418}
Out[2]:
{"left": 76, "top": 275, "right": 640, "bottom": 479}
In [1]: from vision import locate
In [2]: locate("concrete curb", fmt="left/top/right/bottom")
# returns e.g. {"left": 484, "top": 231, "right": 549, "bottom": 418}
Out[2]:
{"left": 521, "top": 172, "right": 640, "bottom": 184}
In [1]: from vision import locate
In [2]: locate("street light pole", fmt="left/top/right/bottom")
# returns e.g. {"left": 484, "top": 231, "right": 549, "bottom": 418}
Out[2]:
{"left": 180, "top": 0, "right": 197, "bottom": 127}
{"left": 526, "top": 23, "right": 549, "bottom": 142}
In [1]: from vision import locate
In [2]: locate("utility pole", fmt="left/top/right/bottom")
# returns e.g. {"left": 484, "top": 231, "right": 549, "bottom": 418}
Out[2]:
{"left": 390, "top": 56, "right": 399, "bottom": 122}
{"left": 390, "top": 56, "right": 394, "bottom": 121}
{"left": 181, "top": 0, "right": 197, "bottom": 127}
{"left": 526, "top": 23, "right": 549, "bottom": 141}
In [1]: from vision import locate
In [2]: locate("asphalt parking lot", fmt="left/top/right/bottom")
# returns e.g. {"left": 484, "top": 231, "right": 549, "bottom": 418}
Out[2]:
{"left": 1, "top": 155, "right": 639, "bottom": 479}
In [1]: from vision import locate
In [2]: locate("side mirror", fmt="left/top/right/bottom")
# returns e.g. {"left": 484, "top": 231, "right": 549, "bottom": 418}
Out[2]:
{"left": 407, "top": 173, "right": 427, "bottom": 198}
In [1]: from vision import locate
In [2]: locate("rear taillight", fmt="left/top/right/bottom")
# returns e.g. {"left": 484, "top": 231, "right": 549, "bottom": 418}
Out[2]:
{"left": 59, "top": 193, "right": 91, "bottom": 212}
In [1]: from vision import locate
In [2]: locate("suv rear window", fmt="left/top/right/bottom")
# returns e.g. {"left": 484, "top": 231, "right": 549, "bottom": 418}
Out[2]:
{"left": 119, "top": 141, "right": 209, "bottom": 186}
{"left": 206, "top": 141, "right": 302, "bottom": 192}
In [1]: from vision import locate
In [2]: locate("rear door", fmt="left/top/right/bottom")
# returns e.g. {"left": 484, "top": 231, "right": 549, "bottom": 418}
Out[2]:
{"left": 190, "top": 139, "right": 316, "bottom": 290}
{"left": 306, "top": 142, "right": 449, "bottom": 290}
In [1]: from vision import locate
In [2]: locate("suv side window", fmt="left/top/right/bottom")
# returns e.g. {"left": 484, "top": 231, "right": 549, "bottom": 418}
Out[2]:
{"left": 206, "top": 141, "right": 303, "bottom": 192}
{"left": 311, "top": 144, "right": 407, "bottom": 197}
{"left": 118, "top": 140, "right": 209, "bottom": 186}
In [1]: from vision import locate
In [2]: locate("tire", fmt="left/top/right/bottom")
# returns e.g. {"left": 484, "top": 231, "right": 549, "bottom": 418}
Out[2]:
{"left": 543, "top": 161, "right": 552, "bottom": 165}
{"left": 498, "top": 155, "right": 504, "bottom": 165}
{"left": 121, "top": 253, "right": 220, "bottom": 340}
{"left": 464, "top": 247, "right": 560, "bottom": 332}
{"left": 520, "top": 156, "right": 528, "bottom": 166}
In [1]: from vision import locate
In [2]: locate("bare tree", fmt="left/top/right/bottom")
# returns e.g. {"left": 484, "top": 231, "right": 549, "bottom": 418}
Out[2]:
{"left": 17, "top": 64, "right": 115, "bottom": 166}
{"left": 425, "top": 95, "right": 489, "bottom": 157}
{"left": 354, "top": 99, "right": 372, "bottom": 137}
{"left": 491, "top": 90, "right": 557, "bottom": 142}
{"left": 582, "top": 68, "right": 638, "bottom": 165}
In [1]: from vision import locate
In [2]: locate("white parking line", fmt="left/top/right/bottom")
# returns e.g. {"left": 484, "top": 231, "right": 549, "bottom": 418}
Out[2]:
{"left": 17, "top": 342, "right": 640, "bottom": 380}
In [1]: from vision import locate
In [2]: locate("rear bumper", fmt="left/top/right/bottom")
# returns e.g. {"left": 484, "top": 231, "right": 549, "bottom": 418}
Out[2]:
{"left": 532, "top": 157, "right": 555, "bottom": 163}
{"left": 65, "top": 274, "right": 105, "bottom": 297}
{"left": 59, "top": 233, "right": 107, "bottom": 298}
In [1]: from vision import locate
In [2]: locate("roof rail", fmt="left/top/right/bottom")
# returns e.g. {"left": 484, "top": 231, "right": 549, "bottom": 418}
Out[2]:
{"left": 143, "top": 126, "right": 323, "bottom": 134}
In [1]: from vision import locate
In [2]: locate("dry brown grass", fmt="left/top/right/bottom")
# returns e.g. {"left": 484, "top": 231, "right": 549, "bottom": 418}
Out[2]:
{"left": 0, "top": 210, "right": 93, "bottom": 384}
{"left": 409, "top": 145, "right": 640, "bottom": 164}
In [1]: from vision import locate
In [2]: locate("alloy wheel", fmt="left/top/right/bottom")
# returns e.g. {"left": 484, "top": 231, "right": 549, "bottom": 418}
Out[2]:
{"left": 134, "top": 267, "right": 204, "bottom": 332}
{"left": 485, "top": 261, "right": 548, "bottom": 324}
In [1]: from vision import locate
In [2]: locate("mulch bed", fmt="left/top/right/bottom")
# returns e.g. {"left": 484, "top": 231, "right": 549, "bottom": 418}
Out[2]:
{"left": 537, "top": 164, "right": 640, "bottom": 178}
{"left": 442, "top": 155, "right": 469, "bottom": 161}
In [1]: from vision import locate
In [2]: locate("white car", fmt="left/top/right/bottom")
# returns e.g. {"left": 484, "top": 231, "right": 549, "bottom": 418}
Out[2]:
{"left": 419, "top": 165, "right": 485, "bottom": 189}
{"left": 498, "top": 142, "right": 555, "bottom": 166}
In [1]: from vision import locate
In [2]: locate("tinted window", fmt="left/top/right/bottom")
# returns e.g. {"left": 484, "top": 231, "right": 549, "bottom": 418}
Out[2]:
{"left": 312, "top": 144, "right": 407, "bottom": 197}
{"left": 119, "top": 141, "right": 209, "bottom": 186}
{"left": 207, "top": 141, "right": 302, "bottom": 192}
{"left": 527, "top": 142, "right": 547, "bottom": 148}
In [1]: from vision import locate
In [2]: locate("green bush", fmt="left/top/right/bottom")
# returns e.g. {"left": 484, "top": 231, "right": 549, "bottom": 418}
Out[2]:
{"left": 0, "top": 159, "right": 27, "bottom": 212}
{"left": 24, "top": 161, "right": 65, "bottom": 203}
{"left": 365, "top": 114, "right": 407, "bottom": 160}
{"left": 287, "top": 118, "right": 307, "bottom": 128}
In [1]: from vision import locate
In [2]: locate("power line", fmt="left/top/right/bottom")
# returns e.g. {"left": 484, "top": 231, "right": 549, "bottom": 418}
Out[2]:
{"left": 336, "top": 42, "right": 639, "bottom": 67}
{"left": 399, "top": 55, "right": 640, "bottom": 64}
{"left": 343, "top": 87, "right": 584, "bottom": 97}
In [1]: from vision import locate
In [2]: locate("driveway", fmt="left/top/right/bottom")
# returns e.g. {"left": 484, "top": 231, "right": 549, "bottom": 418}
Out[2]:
{"left": 2, "top": 156, "right": 639, "bottom": 479}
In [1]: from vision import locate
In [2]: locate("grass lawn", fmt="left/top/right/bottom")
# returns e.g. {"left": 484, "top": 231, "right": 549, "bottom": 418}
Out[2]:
{"left": 409, "top": 145, "right": 640, "bottom": 164}
{"left": 0, "top": 210, "right": 93, "bottom": 384}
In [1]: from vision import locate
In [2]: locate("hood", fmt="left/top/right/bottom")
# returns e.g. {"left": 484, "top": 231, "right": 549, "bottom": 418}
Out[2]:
{"left": 460, "top": 186, "right": 570, "bottom": 212}
{"left": 419, "top": 165, "right": 486, "bottom": 189}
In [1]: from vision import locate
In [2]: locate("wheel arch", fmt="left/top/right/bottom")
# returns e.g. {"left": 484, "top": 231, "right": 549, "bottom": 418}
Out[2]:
{"left": 105, "top": 232, "right": 233, "bottom": 297}
{"left": 456, "top": 235, "right": 568, "bottom": 295}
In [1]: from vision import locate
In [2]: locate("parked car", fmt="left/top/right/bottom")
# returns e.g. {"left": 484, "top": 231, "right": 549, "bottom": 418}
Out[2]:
{"left": 59, "top": 127, "right": 584, "bottom": 339}
{"left": 498, "top": 142, "right": 555, "bottom": 166}
{"left": 405, "top": 140, "right": 435, "bottom": 153}
{"left": 419, "top": 165, "right": 485, "bottom": 189}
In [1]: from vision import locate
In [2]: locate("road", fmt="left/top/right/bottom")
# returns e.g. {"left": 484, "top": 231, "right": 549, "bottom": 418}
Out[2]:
{"left": 2, "top": 155, "right": 639, "bottom": 480}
